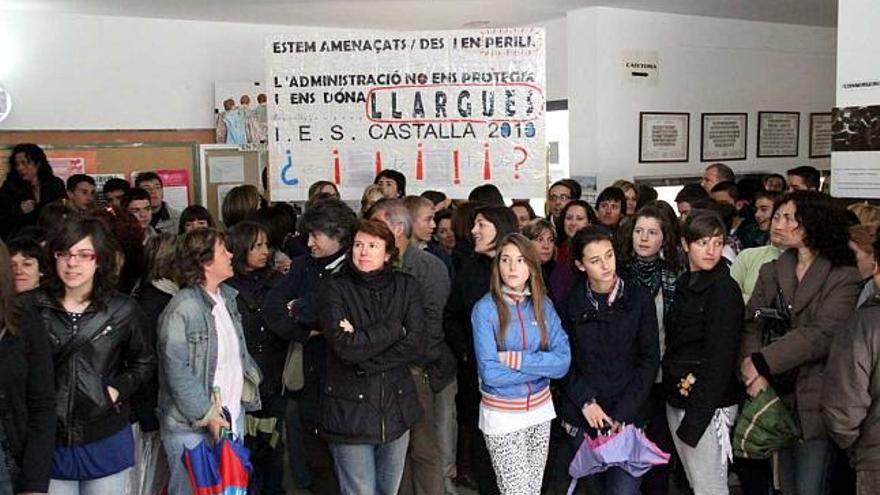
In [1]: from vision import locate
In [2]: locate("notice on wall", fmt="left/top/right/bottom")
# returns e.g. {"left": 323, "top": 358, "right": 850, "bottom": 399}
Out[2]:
{"left": 622, "top": 50, "right": 659, "bottom": 86}
{"left": 266, "top": 28, "right": 547, "bottom": 201}
{"left": 48, "top": 157, "right": 86, "bottom": 180}
{"left": 701, "top": 113, "right": 747, "bottom": 161}
{"left": 757, "top": 112, "right": 799, "bottom": 157}
{"left": 639, "top": 112, "right": 689, "bottom": 163}
{"left": 831, "top": 104, "right": 880, "bottom": 198}
{"left": 91, "top": 174, "right": 126, "bottom": 202}
{"left": 209, "top": 155, "right": 246, "bottom": 183}
{"left": 809, "top": 113, "right": 832, "bottom": 158}
{"left": 217, "top": 183, "right": 241, "bottom": 210}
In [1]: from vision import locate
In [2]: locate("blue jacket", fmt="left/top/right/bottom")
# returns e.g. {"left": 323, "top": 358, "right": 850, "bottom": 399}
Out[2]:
{"left": 471, "top": 292, "right": 571, "bottom": 411}
{"left": 157, "top": 284, "right": 262, "bottom": 433}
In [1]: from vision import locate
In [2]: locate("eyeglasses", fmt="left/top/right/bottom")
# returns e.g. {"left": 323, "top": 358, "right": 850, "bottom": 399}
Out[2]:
{"left": 54, "top": 250, "right": 97, "bottom": 262}
{"left": 549, "top": 194, "right": 571, "bottom": 202}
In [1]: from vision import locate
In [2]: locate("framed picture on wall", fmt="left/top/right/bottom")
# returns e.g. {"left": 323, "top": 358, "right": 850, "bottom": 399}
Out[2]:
{"left": 701, "top": 113, "right": 747, "bottom": 161}
{"left": 809, "top": 112, "right": 832, "bottom": 158}
{"left": 757, "top": 111, "right": 800, "bottom": 157}
{"left": 639, "top": 112, "right": 690, "bottom": 163}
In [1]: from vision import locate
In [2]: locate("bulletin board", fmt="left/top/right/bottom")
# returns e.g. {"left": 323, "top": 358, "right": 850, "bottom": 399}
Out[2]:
{"left": 0, "top": 141, "right": 200, "bottom": 206}
{"left": 199, "top": 144, "right": 266, "bottom": 222}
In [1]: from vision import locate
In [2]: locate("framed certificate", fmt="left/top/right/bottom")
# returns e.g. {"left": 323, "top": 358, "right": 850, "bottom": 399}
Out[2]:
{"left": 701, "top": 113, "right": 747, "bottom": 161}
{"left": 639, "top": 112, "right": 690, "bottom": 163}
{"left": 757, "top": 111, "right": 799, "bottom": 158}
{"left": 809, "top": 112, "right": 832, "bottom": 158}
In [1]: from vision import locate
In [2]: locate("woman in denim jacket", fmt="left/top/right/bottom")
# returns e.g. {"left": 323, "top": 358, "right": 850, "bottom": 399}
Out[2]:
{"left": 472, "top": 233, "right": 571, "bottom": 494}
{"left": 156, "top": 228, "right": 262, "bottom": 495}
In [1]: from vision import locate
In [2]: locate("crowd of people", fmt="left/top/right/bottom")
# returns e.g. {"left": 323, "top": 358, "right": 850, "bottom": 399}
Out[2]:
{"left": 0, "top": 143, "right": 878, "bottom": 495}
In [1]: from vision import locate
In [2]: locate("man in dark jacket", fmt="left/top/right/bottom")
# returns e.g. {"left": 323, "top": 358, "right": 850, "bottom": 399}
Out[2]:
{"left": 263, "top": 198, "right": 355, "bottom": 493}
{"left": 370, "top": 199, "right": 454, "bottom": 495}
{"left": 823, "top": 237, "right": 880, "bottom": 495}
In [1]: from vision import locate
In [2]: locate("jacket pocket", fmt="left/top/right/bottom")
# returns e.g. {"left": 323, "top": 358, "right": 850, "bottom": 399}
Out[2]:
{"left": 392, "top": 374, "right": 422, "bottom": 430}
{"left": 185, "top": 329, "right": 209, "bottom": 368}
{"left": 72, "top": 357, "right": 111, "bottom": 417}
{"left": 320, "top": 382, "right": 371, "bottom": 439}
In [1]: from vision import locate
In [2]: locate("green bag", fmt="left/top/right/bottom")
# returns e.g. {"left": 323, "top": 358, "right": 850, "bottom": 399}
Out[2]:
{"left": 733, "top": 387, "right": 800, "bottom": 459}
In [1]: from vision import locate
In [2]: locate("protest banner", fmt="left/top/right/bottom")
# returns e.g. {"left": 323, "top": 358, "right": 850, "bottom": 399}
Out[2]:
{"left": 266, "top": 27, "right": 546, "bottom": 200}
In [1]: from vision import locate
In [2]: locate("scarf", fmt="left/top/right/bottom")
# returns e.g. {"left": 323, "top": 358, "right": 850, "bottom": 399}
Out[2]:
{"left": 502, "top": 285, "right": 531, "bottom": 303}
{"left": 629, "top": 257, "right": 663, "bottom": 296}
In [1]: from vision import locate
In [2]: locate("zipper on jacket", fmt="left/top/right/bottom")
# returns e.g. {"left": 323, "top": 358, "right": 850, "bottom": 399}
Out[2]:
{"left": 515, "top": 300, "right": 532, "bottom": 411}
{"left": 90, "top": 325, "right": 113, "bottom": 342}
{"left": 66, "top": 359, "right": 76, "bottom": 446}
{"left": 380, "top": 371, "right": 386, "bottom": 443}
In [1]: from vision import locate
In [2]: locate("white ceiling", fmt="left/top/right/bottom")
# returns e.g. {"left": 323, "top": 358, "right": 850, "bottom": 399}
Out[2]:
{"left": 0, "top": 0, "right": 837, "bottom": 29}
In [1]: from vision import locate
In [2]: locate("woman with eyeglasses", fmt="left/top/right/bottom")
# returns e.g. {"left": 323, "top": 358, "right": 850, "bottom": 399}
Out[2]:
{"left": 25, "top": 218, "right": 156, "bottom": 494}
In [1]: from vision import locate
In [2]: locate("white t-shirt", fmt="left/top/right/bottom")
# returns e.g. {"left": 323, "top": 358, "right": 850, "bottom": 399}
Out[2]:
{"left": 479, "top": 398, "right": 556, "bottom": 436}
{"left": 210, "top": 290, "right": 244, "bottom": 434}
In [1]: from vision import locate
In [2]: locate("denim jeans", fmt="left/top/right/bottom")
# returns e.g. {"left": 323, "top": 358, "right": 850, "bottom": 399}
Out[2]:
{"left": 584, "top": 466, "right": 643, "bottom": 495}
{"left": 161, "top": 413, "right": 244, "bottom": 495}
{"left": 285, "top": 395, "right": 314, "bottom": 488}
{"left": 48, "top": 468, "right": 131, "bottom": 495}
{"left": 778, "top": 439, "right": 835, "bottom": 495}
{"left": 0, "top": 444, "right": 12, "bottom": 495}
{"left": 328, "top": 431, "right": 410, "bottom": 495}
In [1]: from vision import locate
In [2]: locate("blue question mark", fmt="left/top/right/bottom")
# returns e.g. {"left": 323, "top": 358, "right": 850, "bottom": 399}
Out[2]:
{"left": 281, "top": 149, "right": 299, "bottom": 185}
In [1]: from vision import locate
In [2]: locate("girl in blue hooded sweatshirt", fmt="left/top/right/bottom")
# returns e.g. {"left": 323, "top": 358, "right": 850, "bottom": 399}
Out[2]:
{"left": 472, "top": 233, "right": 571, "bottom": 495}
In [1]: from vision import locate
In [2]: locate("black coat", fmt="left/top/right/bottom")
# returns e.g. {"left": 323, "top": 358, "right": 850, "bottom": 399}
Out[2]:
{"left": 133, "top": 281, "right": 176, "bottom": 432}
{"left": 263, "top": 251, "right": 346, "bottom": 426}
{"left": 662, "top": 264, "right": 744, "bottom": 447}
{"left": 227, "top": 269, "right": 286, "bottom": 400}
{"left": 560, "top": 279, "right": 660, "bottom": 429}
{"left": 317, "top": 261, "right": 425, "bottom": 445}
{"left": 30, "top": 289, "right": 156, "bottom": 446}
{"left": 0, "top": 315, "right": 55, "bottom": 492}
{"left": 0, "top": 176, "right": 66, "bottom": 239}
{"left": 443, "top": 253, "right": 493, "bottom": 369}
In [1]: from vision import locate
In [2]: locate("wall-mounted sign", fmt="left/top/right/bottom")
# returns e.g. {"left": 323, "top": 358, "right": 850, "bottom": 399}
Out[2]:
{"left": 622, "top": 50, "right": 659, "bottom": 86}
{"left": 0, "top": 83, "right": 11, "bottom": 123}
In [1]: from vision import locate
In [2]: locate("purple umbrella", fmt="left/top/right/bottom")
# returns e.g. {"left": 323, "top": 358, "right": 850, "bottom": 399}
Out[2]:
{"left": 567, "top": 425, "right": 670, "bottom": 495}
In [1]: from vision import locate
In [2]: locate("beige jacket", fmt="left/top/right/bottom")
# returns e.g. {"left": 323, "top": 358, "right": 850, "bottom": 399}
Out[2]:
{"left": 742, "top": 249, "right": 862, "bottom": 440}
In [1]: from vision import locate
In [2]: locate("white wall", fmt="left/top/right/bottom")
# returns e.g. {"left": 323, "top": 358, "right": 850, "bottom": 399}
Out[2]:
{"left": 568, "top": 7, "right": 837, "bottom": 188}
{"left": 0, "top": 10, "right": 568, "bottom": 130}
{"left": 836, "top": 0, "right": 880, "bottom": 107}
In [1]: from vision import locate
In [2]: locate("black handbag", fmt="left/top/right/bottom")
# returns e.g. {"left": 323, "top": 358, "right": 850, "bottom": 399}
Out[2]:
{"left": 754, "top": 287, "right": 798, "bottom": 395}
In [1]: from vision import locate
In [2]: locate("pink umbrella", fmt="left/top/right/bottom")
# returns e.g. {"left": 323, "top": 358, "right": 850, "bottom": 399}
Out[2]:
{"left": 567, "top": 425, "right": 670, "bottom": 495}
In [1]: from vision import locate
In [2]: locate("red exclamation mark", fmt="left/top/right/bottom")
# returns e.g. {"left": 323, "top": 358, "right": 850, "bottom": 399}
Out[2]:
{"left": 453, "top": 149, "right": 461, "bottom": 184}
{"left": 333, "top": 149, "right": 341, "bottom": 185}
{"left": 416, "top": 143, "right": 424, "bottom": 181}
{"left": 483, "top": 143, "right": 491, "bottom": 181}
{"left": 374, "top": 151, "right": 382, "bottom": 175}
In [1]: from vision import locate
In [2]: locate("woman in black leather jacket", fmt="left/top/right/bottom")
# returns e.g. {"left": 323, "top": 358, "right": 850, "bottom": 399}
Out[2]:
{"left": 317, "top": 219, "right": 426, "bottom": 495}
{"left": 31, "top": 218, "right": 155, "bottom": 493}
{"left": 0, "top": 240, "right": 55, "bottom": 494}
{"left": 225, "top": 221, "right": 285, "bottom": 495}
